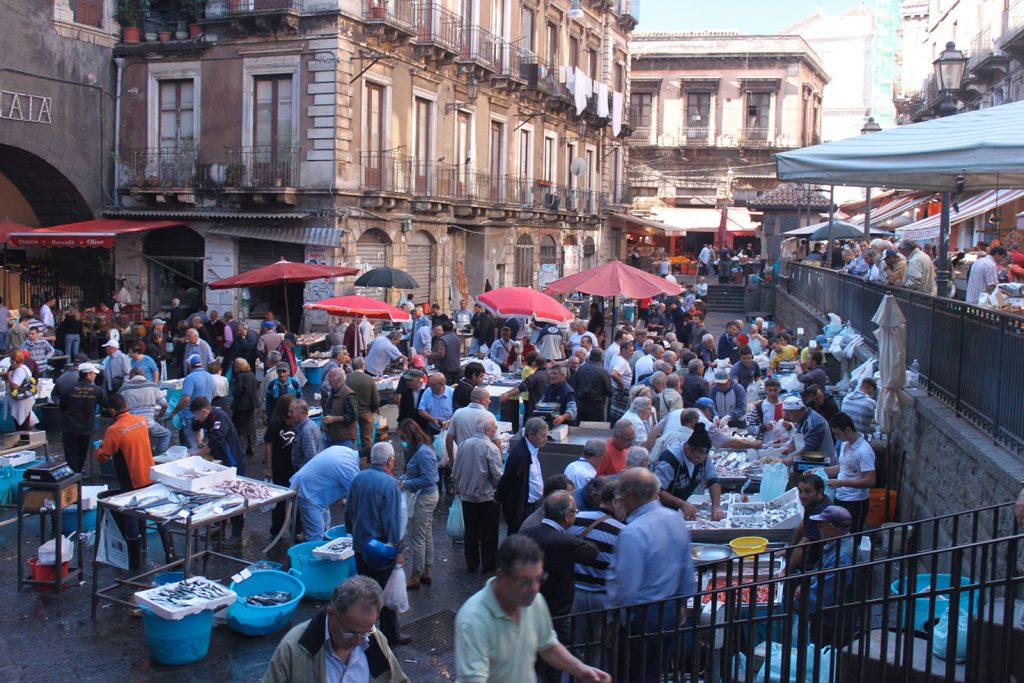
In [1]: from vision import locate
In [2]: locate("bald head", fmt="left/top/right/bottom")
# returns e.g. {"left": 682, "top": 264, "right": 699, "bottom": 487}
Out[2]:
{"left": 617, "top": 467, "right": 660, "bottom": 514}
{"left": 543, "top": 490, "right": 577, "bottom": 529}
{"left": 470, "top": 386, "right": 490, "bottom": 405}
{"left": 428, "top": 372, "right": 446, "bottom": 393}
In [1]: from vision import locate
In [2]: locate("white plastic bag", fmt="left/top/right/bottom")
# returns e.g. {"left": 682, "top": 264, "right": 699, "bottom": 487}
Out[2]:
{"left": 780, "top": 374, "right": 803, "bottom": 393}
{"left": 762, "top": 420, "right": 789, "bottom": 447}
{"left": 746, "top": 380, "right": 764, "bottom": 405}
{"left": 434, "top": 430, "right": 453, "bottom": 469}
{"left": 95, "top": 512, "right": 129, "bottom": 570}
{"left": 382, "top": 565, "right": 410, "bottom": 613}
{"left": 932, "top": 608, "right": 969, "bottom": 662}
{"left": 38, "top": 534, "right": 74, "bottom": 565}
{"left": 849, "top": 358, "right": 875, "bottom": 389}
{"left": 398, "top": 494, "right": 409, "bottom": 540}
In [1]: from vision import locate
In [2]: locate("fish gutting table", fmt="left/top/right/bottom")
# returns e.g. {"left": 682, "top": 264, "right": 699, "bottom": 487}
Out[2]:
{"left": 90, "top": 477, "right": 296, "bottom": 617}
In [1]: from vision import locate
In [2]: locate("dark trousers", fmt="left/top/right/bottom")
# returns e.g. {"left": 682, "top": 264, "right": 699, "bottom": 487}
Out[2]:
{"left": 271, "top": 456, "right": 298, "bottom": 536}
{"left": 507, "top": 501, "right": 538, "bottom": 535}
{"left": 442, "top": 369, "right": 461, "bottom": 386}
{"left": 357, "top": 414, "right": 375, "bottom": 451}
{"left": 355, "top": 553, "right": 399, "bottom": 641}
{"left": 437, "top": 466, "right": 455, "bottom": 496}
{"left": 62, "top": 431, "right": 93, "bottom": 473}
{"left": 835, "top": 498, "right": 869, "bottom": 533}
{"left": 462, "top": 499, "right": 500, "bottom": 572}
{"left": 577, "top": 402, "right": 607, "bottom": 423}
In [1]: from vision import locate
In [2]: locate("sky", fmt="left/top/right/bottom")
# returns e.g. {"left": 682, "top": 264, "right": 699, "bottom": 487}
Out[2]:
{"left": 637, "top": 0, "right": 863, "bottom": 34}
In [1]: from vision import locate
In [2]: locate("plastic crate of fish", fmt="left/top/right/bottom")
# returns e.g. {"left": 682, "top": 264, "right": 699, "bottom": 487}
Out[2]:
{"left": 134, "top": 576, "right": 236, "bottom": 620}
{"left": 150, "top": 456, "right": 236, "bottom": 492}
{"left": 0, "top": 450, "right": 37, "bottom": 468}
{"left": 313, "top": 536, "right": 355, "bottom": 561}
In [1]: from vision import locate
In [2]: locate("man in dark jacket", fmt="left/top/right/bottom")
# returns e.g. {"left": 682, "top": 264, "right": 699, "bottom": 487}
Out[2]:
{"left": 538, "top": 363, "right": 577, "bottom": 427}
{"left": 427, "top": 320, "right": 462, "bottom": 385}
{"left": 717, "top": 321, "right": 740, "bottom": 363}
{"left": 346, "top": 357, "right": 381, "bottom": 452}
{"left": 681, "top": 358, "right": 710, "bottom": 407}
{"left": 574, "top": 348, "right": 612, "bottom": 423}
{"left": 191, "top": 396, "right": 246, "bottom": 545}
{"left": 58, "top": 362, "right": 106, "bottom": 472}
{"left": 470, "top": 304, "right": 495, "bottom": 353}
{"left": 496, "top": 418, "right": 549, "bottom": 534}
{"left": 322, "top": 368, "right": 359, "bottom": 448}
{"left": 230, "top": 321, "right": 259, "bottom": 371}
{"left": 453, "top": 362, "right": 485, "bottom": 410}
{"left": 519, "top": 490, "right": 599, "bottom": 683}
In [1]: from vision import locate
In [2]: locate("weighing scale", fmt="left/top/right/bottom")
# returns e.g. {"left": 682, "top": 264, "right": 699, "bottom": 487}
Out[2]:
{"left": 23, "top": 461, "right": 76, "bottom": 484}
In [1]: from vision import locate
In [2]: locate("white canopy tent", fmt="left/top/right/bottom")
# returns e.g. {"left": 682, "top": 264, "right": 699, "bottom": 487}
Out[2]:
{"left": 776, "top": 100, "right": 1024, "bottom": 192}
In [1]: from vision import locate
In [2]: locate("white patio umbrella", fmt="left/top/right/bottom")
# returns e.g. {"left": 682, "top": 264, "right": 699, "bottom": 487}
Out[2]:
{"left": 872, "top": 295, "right": 910, "bottom": 433}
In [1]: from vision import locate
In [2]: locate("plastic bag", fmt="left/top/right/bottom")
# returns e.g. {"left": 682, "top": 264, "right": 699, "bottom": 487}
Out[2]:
{"left": 755, "top": 642, "right": 831, "bottom": 683}
{"left": 398, "top": 494, "right": 409, "bottom": 540}
{"left": 760, "top": 462, "right": 789, "bottom": 503}
{"left": 447, "top": 495, "right": 465, "bottom": 539}
{"left": 807, "top": 467, "right": 833, "bottom": 499}
{"left": 382, "top": 565, "right": 410, "bottom": 613}
{"left": 849, "top": 359, "right": 875, "bottom": 389}
{"left": 38, "top": 534, "right": 74, "bottom": 565}
{"left": 434, "top": 430, "right": 453, "bottom": 469}
{"left": 746, "top": 380, "right": 764, "bottom": 405}
{"left": 932, "top": 608, "right": 969, "bottom": 662}
{"left": 95, "top": 511, "right": 129, "bottom": 570}
{"left": 762, "top": 420, "right": 789, "bottom": 447}
{"left": 780, "top": 374, "right": 803, "bottom": 393}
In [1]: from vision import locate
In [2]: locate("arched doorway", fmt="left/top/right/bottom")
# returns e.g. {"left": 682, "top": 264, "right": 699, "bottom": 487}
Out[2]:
{"left": 538, "top": 234, "right": 559, "bottom": 287}
{"left": 514, "top": 234, "right": 534, "bottom": 287}
{"left": 356, "top": 228, "right": 393, "bottom": 300}
{"left": 563, "top": 235, "right": 581, "bottom": 277}
{"left": 0, "top": 145, "right": 92, "bottom": 227}
{"left": 582, "top": 236, "right": 597, "bottom": 271}
{"left": 406, "top": 230, "right": 435, "bottom": 305}
{"left": 144, "top": 226, "right": 206, "bottom": 314}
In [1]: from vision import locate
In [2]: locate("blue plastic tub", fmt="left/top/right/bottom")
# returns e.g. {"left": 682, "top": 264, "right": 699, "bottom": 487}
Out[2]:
{"left": 227, "top": 569, "right": 306, "bottom": 636}
{"left": 303, "top": 365, "right": 323, "bottom": 387}
{"left": 324, "top": 524, "right": 347, "bottom": 540}
{"left": 890, "top": 573, "right": 977, "bottom": 632}
{"left": 153, "top": 572, "right": 186, "bottom": 586}
{"left": 287, "top": 541, "right": 355, "bottom": 601}
{"left": 61, "top": 505, "right": 98, "bottom": 533}
{"left": 142, "top": 608, "right": 214, "bottom": 665}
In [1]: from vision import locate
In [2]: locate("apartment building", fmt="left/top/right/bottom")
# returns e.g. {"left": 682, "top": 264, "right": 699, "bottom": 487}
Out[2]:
{"left": 109, "top": 0, "right": 636, "bottom": 322}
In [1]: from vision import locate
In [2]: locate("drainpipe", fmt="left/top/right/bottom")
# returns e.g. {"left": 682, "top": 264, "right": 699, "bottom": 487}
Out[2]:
{"left": 112, "top": 57, "right": 125, "bottom": 208}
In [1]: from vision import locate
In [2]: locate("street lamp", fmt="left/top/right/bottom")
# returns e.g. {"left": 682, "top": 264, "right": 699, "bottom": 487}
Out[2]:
{"left": 575, "top": 117, "right": 587, "bottom": 137}
{"left": 860, "top": 116, "right": 882, "bottom": 238}
{"left": 931, "top": 41, "right": 967, "bottom": 297}
{"left": 567, "top": 0, "right": 584, "bottom": 20}
{"left": 466, "top": 76, "right": 480, "bottom": 103}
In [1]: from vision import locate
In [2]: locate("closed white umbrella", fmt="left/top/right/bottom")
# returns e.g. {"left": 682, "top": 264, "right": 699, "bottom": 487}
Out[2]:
{"left": 872, "top": 295, "right": 910, "bottom": 433}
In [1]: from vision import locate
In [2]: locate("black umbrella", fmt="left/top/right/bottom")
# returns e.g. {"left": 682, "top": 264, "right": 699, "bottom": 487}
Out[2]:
{"left": 808, "top": 220, "right": 877, "bottom": 242}
{"left": 354, "top": 267, "right": 419, "bottom": 290}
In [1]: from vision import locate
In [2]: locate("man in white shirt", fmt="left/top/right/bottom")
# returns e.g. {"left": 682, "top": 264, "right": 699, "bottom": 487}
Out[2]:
{"left": 698, "top": 244, "right": 713, "bottom": 275}
{"left": 563, "top": 439, "right": 605, "bottom": 508}
{"left": 39, "top": 293, "right": 57, "bottom": 332}
{"left": 965, "top": 246, "right": 1008, "bottom": 305}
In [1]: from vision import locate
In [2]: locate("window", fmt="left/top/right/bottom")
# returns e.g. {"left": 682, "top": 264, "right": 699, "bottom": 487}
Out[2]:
{"left": 542, "top": 134, "right": 557, "bottom": 183}
{"left": 518, "top": 128, "right": 532, "bottom": 179}
{"left": 456, "top": 110, "right": 472, "bottom": 193}
{"left": 489, "top": 120, "right": 505, "bottom": 201}
{"left": 364, "top": 82, "right": 386, "bottom": 185}
{"left": 413, "top": 97, "right": 433, "bottom": 193}
{"left": 546, "top": 23, "right": 558, "bottom": 66}
{"left": 686, "top": 91, "right": 711, "bottom": 140}
{"left": 492, "top": 0, "right": 506, "bottom": 38}
{"left": 744, "top": 91, "right": 771, "bottom": 138}
{"left": 569, "top": 36, "right": 580, "bottom": 69}
{"left": 520, "top": 7, "right": 535, "bottom": 52}
{"left": 159, "top": 80, "right": 195, "bottom": 147}
{"left": 587, "top": 48, "right": 598, "bottom": 81}
{"left": 514, "top": 234, "right": 534, "bottom": 287}
{"left": 255, "top": 75, "right": 293, "bottom": 150}
{"left": 71, "top": 0, "right": 102, "bottom": 27}
{"left": 585, "top": 148, "right": 596, "bottom": 190}
{"left": 614, "top": 62, "right": 625, "bottom": 92}
{"left": 630, "top": 92, "right": 653, "bottom": 129}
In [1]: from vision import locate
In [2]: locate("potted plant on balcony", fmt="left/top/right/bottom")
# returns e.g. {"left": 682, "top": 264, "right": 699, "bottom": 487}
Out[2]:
{"left": 117, "top": 0, "right": 144, "bottom": 42}
{"left": 181, "top": 0, "right": 204, "bottom": 36}
{"left": 368, "top": 0, "right": 387, "bottom": 19}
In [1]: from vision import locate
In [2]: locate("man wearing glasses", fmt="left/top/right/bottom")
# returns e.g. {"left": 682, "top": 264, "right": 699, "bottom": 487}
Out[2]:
{"left": 263, "top": 575, "right": 408, "bottom": 682}
{"left": 455, "top": 534, "right": 611, "bottom": 683}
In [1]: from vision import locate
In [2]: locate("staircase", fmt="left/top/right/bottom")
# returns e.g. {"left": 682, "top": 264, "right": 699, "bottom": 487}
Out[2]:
{"left": 702, "top": 284, "right": 747, "bottom": 312}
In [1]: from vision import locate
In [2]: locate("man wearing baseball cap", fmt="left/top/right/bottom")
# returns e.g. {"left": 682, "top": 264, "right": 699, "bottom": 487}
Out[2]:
{"left": 58, "top": 362, "right": 105, "bottom": 472}
{"left": 102, "top": 338, "right": 132, "bottom": 393}
{"left": 796, "top": 504, "right": 855, "bottom": 641}
{"left": 278, "top": 332, "right": 300, "bottom": 377}
{"left": 692, "top": 396, "right": 761, "bottom": 450}
{"left": 780, "top": 395, "right": 835, "bottom": 466}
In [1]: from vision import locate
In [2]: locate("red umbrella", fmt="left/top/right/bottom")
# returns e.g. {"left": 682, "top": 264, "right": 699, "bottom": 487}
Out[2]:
{"left": 209, "top": 258, "right": 359, "bottom": 329}
{"left": 305, "top": 295, "right": 411, "bottom": 322}
{"left": 543, "top": 260, "right": 682, "bottom": 299}
{"left": 477, "top": 287, "right": 573, "bottom": 324}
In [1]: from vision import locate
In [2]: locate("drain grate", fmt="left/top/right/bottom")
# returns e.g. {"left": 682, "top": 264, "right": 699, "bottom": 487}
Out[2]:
{"left": 398, "top": 609, "right": 457, "bottom": 656}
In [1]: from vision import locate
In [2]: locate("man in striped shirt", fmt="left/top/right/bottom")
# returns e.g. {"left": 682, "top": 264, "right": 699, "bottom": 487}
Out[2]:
{"left": 840, "top": 377, "right": 877, "bottom": 436}
{"left": 568, "top": 476, "right": 625, "bottom": 613}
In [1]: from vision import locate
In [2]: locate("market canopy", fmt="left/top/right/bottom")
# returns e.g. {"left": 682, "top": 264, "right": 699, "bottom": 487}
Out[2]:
{"left": 477, "top": 287, "right": 573, "bottom": 324}
{"left": 776, "top": 100, "right": 1024, "bottom": 191}
{"left": 209, "top": 258, "right": 358, "bottom": 290}
{"left": 896, "top": 189, "right": 1024, "bottom": 241}
{"left": 305, "top": 295, "right": 411, "bottom": 322}
{"left": 609, "top": 207, "right": 757, "bottom": 236}
{"left": 544, "top": 259, "right": 682, "bottom": 299}
{"left": 0, "top": 219, "right": 33, "bottom": 244}
{"left": 10, "top": 218, "right": 182, "bottom": 247}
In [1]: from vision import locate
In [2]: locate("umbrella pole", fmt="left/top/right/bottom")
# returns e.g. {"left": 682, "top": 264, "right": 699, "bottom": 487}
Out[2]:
{"left": 825, "top": 185, "right": 835, "bottom": 268}
{"left": 284, "top": 285, "right": 292, "bottom": 331}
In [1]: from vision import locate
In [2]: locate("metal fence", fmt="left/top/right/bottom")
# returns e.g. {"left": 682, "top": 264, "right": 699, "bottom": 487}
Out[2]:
{"left": 787, "top": 263, "right": 1024, "bottom": 455}
{"left": 552, "top": 502, "right": 1024, "bottom": 682}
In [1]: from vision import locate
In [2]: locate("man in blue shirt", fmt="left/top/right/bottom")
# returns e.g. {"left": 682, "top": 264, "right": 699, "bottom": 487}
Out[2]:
{"left": 290, "top": 444, "right": 361, "bottom": 541}
{"left": 129, "top": 344, "right": 160, "bottom": 383}
{"left": 365, "top": 330, "right": 406, "bottom": 377}
{"left": 540, "top": 363, "right": 577, "bottom": 427}
{"left": 288, "top": 399, "right": 323, "bottom": 469}
{"left": 167, "top": 354, "right": 215, "bottom": 449}
{"left": 417, "top": 372, "right": 454, "bottom": 435}
{"left": 729, "top": 345, "right": 762, "bottom": 390}
{"left": 607, "top": 467, "right": 695, "bottom": 683}
{"left": 717, "top": 321, "right": 740, "bottom": 363}
{"left": 266, "top": 361, "right": 302, "bottom": 419}
{"left": 345, "top": 442, "right": 409, "bottom": 645}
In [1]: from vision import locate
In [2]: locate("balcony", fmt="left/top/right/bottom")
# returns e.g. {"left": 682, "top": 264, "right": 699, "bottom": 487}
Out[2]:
{"left": 563, "top": 186, "right": 597, "bottom": 214}
{"left": 969, "top": 27, "right": 1008, "bottom": 83}
{"left": 737, "top": 127, "right": 772, "bottom": 146}
{"left": 607, "top": 182, "right": 633, "bottom": 207}
{"left": 1001, "top": 0, "right": 1024, "bottom": 56}
{"left": 616, "top": 0, "right": 638, "bottom": 30}
{"left": 204, "top": 0, "right": 303, "bottom": 32}
{"left": 456, "top": 25, "right": 498, "bottom": 75}
{"left": 119, "top": 147, "right": 200, "bottom": 190}
{"left": 410, "top": 3, "right": 460, "bottom": 62}
{"left": 360, "top": 150, "right": 414, "bottom": 194}
{"left": 223, "top": 146, "right": 298, "bottom": 189}
{"left": 491, "top": 41, "right": 526, "bottom": 90}
{"left": 520, "top": 56, "right": 558, "bottom": 98}
{"left": 629, "top": 124, "right": 654, "bottom": 145}
{"left": 685, "top": 126, "right": 710, "bottom": 145}
{"left": 363, "top": 0, "right": 416, "bottom": 42}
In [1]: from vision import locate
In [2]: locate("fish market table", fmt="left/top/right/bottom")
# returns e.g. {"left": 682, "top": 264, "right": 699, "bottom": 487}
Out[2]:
{"left": 90, "top": 476, "right": 296, "bottom": 617}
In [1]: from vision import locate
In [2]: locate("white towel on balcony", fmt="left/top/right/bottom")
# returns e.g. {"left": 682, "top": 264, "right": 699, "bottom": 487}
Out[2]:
{"left": 597, "top": 82, "right": 609, "bottom": 117}
{"left": 575, "top": 67, "right": 589, "bottom": 115}
{"left": 564, "top": 66, "right": 574, "bottom": 90}
{"left": 612, "top": 91, "right": 623, "bottom": 136}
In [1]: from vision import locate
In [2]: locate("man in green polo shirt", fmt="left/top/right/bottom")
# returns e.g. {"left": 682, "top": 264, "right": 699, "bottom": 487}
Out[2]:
{"left": 455, "top": 534, "right": 611, "bottom": 683}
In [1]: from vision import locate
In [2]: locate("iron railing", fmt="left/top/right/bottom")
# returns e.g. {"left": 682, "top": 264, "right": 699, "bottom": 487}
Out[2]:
{"left": 520, "top": 55, "right": 558, "bottom": 96}
{"left": 739, "top": 126, "right": 772, "bottom": 145}
{"left": 787, "top": 263, "right": 1024, "bottom": 454}
{"left": 457, "top": 24, "right": 498, "bottom": 71}
{"left": 686, "top": 126, "right": 711, "bottom": 144}
{"left": 360, "top": 150, "right": 414, "bottom": 193}
{"left": 207, "top": 0, "right": 303, "bottom": 14}
{"left": 223, "top": 145, "right": 298, "bottom": 188}
{"left": 968, "top": 27, "right": 995, "bottom": 70}
{"left": 362, "top": 0, "right": 415, "bottom": 30}
{"left": 410, "top": 2, "right": 460, "bottom": 52}
{"left": 1002, "top": 0, "right": 1024, "bottom": 45}
{"left": 493, "top": 40, "right": 525, "bottom": 82}
{"left": 119, "top": 147, "right": 200, "bottom": 189}
{"left": 551, "top": 502, "right": 1024, "bottom": 682}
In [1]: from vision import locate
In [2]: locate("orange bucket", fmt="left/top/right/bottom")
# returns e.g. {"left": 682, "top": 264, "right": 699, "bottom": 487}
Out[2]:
{"left": 866, "top": 488, "right": 898, "bottom": 527}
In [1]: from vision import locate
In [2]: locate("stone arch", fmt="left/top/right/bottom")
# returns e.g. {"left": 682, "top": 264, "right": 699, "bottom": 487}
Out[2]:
{"left": 0, "top": 144, "right": 92, "bottom": 227}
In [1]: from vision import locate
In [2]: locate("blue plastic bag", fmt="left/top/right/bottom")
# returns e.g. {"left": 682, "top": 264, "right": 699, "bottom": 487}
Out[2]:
{"left": 446, "top": 496, "right": 465, "bottom": 540}
{"left": 755, "top": 643, "right": 831, "bottom": 683}
{"left": 760, "top": 462, "right": 789, "bottom": 503}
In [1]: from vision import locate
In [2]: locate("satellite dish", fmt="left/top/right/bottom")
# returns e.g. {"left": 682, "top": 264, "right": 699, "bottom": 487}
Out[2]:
{"left": 570, "top": 157, "right": 587, "bottom": 177}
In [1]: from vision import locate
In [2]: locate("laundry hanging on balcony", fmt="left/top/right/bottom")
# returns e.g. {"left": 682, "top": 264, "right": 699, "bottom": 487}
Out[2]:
{"left": 612, "top": 92, "right": 623, "bottom": 137}
{"left": 597, "top": 82, "right": 609, "bottom": 118}
{"left": 574, "top": 67, "right": 590, "bottom": 116}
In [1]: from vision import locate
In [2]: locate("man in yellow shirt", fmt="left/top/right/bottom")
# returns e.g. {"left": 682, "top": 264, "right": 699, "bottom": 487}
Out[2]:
{"left": 769, "top": 335, "right": 799, "bottom": 372}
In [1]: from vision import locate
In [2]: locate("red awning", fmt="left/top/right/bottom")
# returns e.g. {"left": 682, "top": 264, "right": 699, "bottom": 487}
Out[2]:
{"left": 10, "top": 219, "right": 182, "bottom": 247}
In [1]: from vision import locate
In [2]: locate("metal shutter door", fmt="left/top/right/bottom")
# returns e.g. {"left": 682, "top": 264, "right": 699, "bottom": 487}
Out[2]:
{"left": 406, "top": 231, "right": 434, "bottom": 305}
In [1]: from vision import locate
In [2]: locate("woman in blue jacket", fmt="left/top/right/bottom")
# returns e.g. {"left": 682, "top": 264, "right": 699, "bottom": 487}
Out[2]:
{"left": 397, "top": 418, "right": 439, "bottom": 590}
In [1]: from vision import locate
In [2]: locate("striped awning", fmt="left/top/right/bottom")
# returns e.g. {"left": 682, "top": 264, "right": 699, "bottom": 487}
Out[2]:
{"left": 207, "top": 225, "right": 343, "bottom": 248}
{"left": 896, "top": 189, "right": 1024, "bottom": 240}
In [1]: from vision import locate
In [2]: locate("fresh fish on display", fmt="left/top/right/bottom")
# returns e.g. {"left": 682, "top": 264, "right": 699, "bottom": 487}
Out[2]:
{"left": 124, "top": 495, "right": 175, "bottom": 511}
{"left": 145, "top": 578, "right": 232, "bottom": 607}
{"left": 215, "top": 479, "right": 274, "bottom": 501}
{"left": 243, "top": 591, "right": 294, "bottom": 606}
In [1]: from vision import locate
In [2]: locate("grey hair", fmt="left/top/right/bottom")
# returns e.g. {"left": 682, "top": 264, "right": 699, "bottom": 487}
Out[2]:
{"left": 470, "top": 386, "right": 490, "bottom": 404}
{"left": 327, "top": 367, "right": 346, "bottom": 384}
{"left": 351, "top": 357, "right": 366, "bottom": 371}
{"left": 666, "top": 373, "right": 680, "bottom": 389}
{"left": 688, "top": 358, "right": 703, "bottom": 373}
{"left": 898, "top": 238, "right": 917, "bottom": 251}
{"left": 588, "top": 348, "right": 604, "bottom": 362}
{"left": 583, "top": 438, "right": 606, "bottom": 459}
{"left": 612, "top": 418, "right": 635, "bottom": 439}
{"left": 267, "top": 350, "right": 282, "bottom": 363}
{"left": 625, "top": 446, "right": 650, "bottom": 468}
{"left": 293, "top": 399, "right": 309, "bottom": 416}
{"left": 651, "top": 344, "right": 664, "bottom": 355}
{"left": 524, "top": 417, "right": 548, "bottom": 437}
{"left": 370, "top": 441, "right": 394, "bottom": 465}
{"left": 331, "top": 344, "right": 346, "bottom": 357}
{"left": 475, "top": 411, "right": 497, "bottom": 433}
{"left": 702, "top": 333, "right": 714, "bottom": 344}
{"left": 542, "top": 490, "right": 575, "bottom": 522}
{"left": 330, "top": 575, "right": 383, "bottom": 616}
{"left": 618, "top": 467, "right": 660, "bottom": 501}
{"left": 679, "top": 408, "right": 701, "bottom": 428}
{"left": 630, "top": 395, "right": 653, "bottom": 412}
{"left": 650, "top": 371, "right": 666, "bottom": 387}
{"left": 573, "top": 347, "right": 587, "bottom": 361}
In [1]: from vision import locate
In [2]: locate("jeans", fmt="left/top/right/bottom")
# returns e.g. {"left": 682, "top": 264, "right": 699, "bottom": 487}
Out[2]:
{"left": 149, "top": 421, "right": 171, "bottom": 454}
{"left": 178, "top": 414, "right": 199, "bottom": 449}
{"left": 64, "top": 334, "right": 80, "bottom": 361}
{"left": 355, "top": 553, "right": 400, "bottom": 641}
{"left": 297, "top": 496, "right": 331, "bottom": 541}
{"left": 462, "top": 499, "right": 500, "bottom": 571}
{"left": 407, "top": 489, "right": 438, "bottom": 573}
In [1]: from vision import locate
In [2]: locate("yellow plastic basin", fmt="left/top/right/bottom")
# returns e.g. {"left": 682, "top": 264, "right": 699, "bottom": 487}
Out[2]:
{"left": 729, "top": 536, "right": 769, "bottom": 557}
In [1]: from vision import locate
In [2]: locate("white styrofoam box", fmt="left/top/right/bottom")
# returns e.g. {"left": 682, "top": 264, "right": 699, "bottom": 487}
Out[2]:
{"left": 150, "top": 456, "right": 236, "bottom": 492}
{"left": 0, "top": 450, "right": 38, "bottom": 467}
{"left": 313, "top": 536, "right": 355, "bottom": 561}
{"left": 159, "top": 379, "right": 185, "bottom": 391}
{"left": 80, "top": 485, "right": 109, "bottom": 510}
{"left": 134, "top": 577, "right": 236, "bottom": 620}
